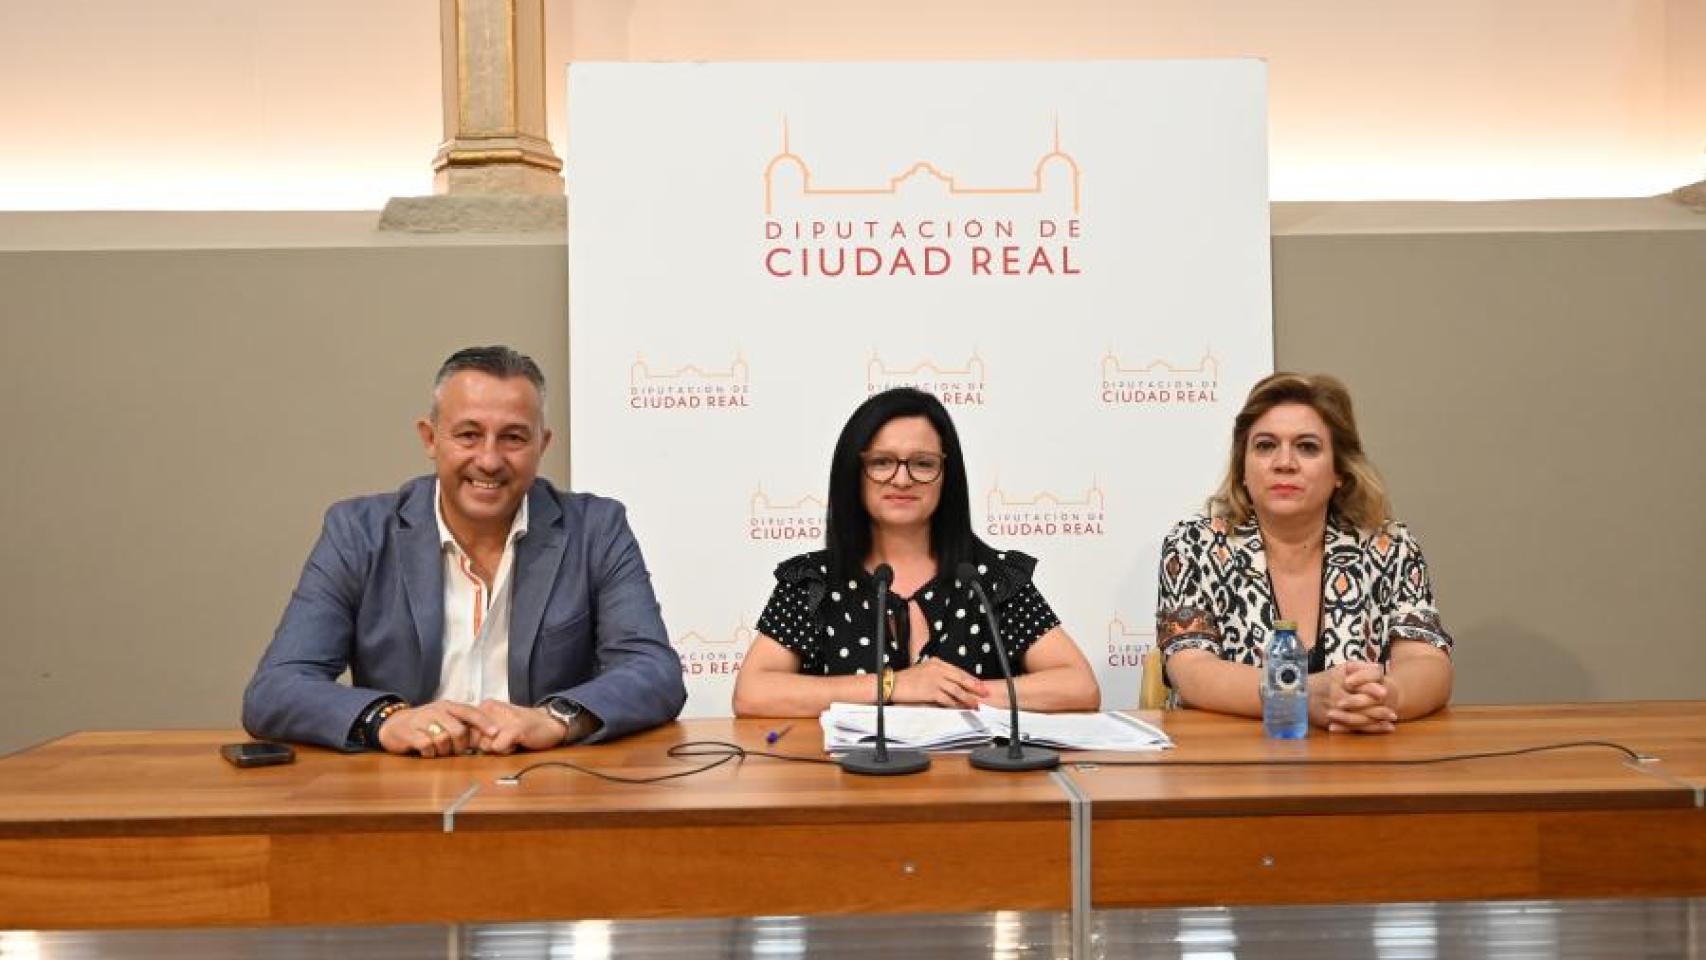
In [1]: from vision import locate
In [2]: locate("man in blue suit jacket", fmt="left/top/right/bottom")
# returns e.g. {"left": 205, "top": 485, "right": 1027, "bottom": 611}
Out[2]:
{"left": 243, "top": 346, "right": 685, "bottom": 755}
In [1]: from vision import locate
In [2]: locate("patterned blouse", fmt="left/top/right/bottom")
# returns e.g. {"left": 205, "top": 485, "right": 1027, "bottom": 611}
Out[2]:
{"left": 756, "top": 548, "right": 1061, "bottom": 679}
{"left": 1155, "top": 514, "right": 1452, "bottom": 673}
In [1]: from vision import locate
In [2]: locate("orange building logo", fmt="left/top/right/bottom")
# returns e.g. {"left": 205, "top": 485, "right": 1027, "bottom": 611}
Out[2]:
{"left": 764, "top": 118, "right": 1081, "bottom": 216}
{"left": 865, "top": 350, "right": 986, "bottom": 406}
{"left": 1105, "top": 615, "right": 1157, "bottom": 669}
{"left": 629, "top": 352, "right": 751, "bottom": 412}
{"left": 748, "top": 485, "right": 826, "bottom": 546}
{"left": 984, "top": 479, "right": 1107, "bottom": 539}
{"left": 1100, "top": 348, "right": 1221, "bottom": 406}
{"left": 761, "top": 119, "right": 1085, "bottom": 279}
{"left": 672, "top": 620, "right": 756, "bottom": 676}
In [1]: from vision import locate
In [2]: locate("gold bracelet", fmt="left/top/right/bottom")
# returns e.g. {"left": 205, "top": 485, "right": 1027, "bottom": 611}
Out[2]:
{"left": 881, "top": 667, "right": 896, "bottom": 704}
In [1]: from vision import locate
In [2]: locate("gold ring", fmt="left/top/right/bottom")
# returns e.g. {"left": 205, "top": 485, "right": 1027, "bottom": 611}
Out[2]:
{"left": 426, "top": 722, "right": 446, "bottom": 737}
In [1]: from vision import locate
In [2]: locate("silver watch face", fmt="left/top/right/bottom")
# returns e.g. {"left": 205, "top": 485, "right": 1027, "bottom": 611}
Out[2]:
{"left": 549, "top": 699, "right": 582, "bottom": 725}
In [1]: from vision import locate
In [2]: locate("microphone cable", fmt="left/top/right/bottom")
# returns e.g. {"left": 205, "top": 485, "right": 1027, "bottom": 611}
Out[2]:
{"left": 1069, "top": 739, "right": 1654, "bottom": 768}
{"left": 497, "top": 739, "right": 1654, "bottom": 785}
{"left": 497, "top": 740, "right": 836, "bottom": 786}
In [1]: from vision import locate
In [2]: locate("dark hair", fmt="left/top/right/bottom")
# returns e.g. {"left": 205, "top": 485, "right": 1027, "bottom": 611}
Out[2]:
{"left": 825, "top": 388, "right": 986, "bottom": 580}
{"left": 430, "top": 345, "right": 546, "bottom": 421}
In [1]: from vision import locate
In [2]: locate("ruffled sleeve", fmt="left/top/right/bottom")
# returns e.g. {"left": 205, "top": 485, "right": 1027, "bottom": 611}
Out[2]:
{"left": 755, "top": 551, "right": 831, "bottom": 668}
{"left": 981, "top": 548, "right": 1062, "bottom": 661}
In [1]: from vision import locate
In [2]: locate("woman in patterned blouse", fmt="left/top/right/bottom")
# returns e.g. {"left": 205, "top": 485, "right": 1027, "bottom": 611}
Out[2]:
{"left": 733, "top": 388, "right": 1100, "bottom": 718}
{"left": 1156, "top": 373, "right": 1454, "bottom": 733}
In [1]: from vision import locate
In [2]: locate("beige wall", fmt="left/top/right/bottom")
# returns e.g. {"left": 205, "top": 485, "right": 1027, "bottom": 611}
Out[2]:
{"left": 2, "top": 1, "right": 1704, "bottom": 207}
{"left": 0, "top": 231, "right": 567, "bottom": 753}
{"left": 1273, "top": 226, "right": 1706, "bottom": 703}
{"left": 0, "top": 2, "right": 440, "bottom": 208}
{"left": 1, "top": 208, "right": 1701, "bottom": 754}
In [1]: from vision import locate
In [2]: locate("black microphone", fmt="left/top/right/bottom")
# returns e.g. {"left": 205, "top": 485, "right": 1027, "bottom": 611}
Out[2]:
{"left": 840, "top": 563, "right": 930, "bottom": 776}
{"left": 956, "top": 561, "right": 1059, "bottom": 772}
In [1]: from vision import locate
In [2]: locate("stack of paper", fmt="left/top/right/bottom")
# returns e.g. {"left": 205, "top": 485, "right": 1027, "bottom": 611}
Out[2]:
{"left": 820, "top": 703, "right": 990, "bottom": 752}
{"left": 818, "top": 702, "right": 1174, "bottom": 753}
{"left": 976, "top": 704, "right": 1173, "bottom": 752}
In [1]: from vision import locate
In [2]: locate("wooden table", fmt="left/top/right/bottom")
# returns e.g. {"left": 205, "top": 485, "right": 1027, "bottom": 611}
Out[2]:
{"left": 0, "top": 703, "right": 1701, "bottom": 932}
{"left": 1069, "top": 701, "right": 1706, "bottom": 909}
{"left": 0, "top": 720, "right": 1070, "bottom": 929}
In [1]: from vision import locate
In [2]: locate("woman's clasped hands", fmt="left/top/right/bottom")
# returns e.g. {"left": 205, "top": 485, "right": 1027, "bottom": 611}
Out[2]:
{"left": 1315, "top": 661, "right": 1400, "bottom": 734}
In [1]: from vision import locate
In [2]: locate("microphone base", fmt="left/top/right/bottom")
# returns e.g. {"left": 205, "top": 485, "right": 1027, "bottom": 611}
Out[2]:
{"left": 969, "top": 743, "right": 1060, "bottom": 772}
{"left": 840, "top": 747, "right": 932, "bottom": 776}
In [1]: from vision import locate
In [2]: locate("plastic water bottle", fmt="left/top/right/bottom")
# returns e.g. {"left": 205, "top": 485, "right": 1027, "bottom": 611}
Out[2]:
{"left": 1262, "top": 619, "right": 1309, "bottom": 739}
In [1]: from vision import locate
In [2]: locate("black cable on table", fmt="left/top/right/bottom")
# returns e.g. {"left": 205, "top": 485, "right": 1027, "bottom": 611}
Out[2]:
{"left": 498, "top": 738, "right": 1651, "bottom": 785}
{"left": 1074, "top": 740, "right": 1650, "bottom": 768}
{"left": 497, "top": 740, "right": 836, "bottom": 785}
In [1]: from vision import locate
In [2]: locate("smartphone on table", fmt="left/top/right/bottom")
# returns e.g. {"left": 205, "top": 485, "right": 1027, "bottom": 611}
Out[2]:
{"left": 220, "top": 741, "right": 296, "bottom": 768}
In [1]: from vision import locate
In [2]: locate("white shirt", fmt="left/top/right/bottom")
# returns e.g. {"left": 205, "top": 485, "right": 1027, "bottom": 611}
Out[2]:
{"left": 432, "top": 481, "right": 529, "bottom": 704}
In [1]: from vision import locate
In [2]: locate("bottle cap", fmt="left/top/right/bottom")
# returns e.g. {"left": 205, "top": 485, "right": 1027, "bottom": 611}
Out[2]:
{"left": 1273, "top": 619, "right": 1299, "bottom": 631}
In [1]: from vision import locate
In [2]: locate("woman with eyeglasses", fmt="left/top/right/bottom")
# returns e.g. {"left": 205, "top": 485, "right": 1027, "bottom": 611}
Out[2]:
{"left": 732, "top": 388, "right": 1100, "bottom": 718}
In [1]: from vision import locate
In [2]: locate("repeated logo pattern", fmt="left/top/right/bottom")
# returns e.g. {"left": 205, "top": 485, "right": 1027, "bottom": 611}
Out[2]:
{"left": 629, "top": 353, "right": 751, "bottom": 412}
{"left": 672, "top": 621, "right": 756, "bottom": 676}
{"left": 984, "top": 480, "right": 1107, "bottom": 538}
{"left": 748, "top": 486, "right": 826, "bottom": 545}
{"left": 866, "top": 351, "right": 987, "bottom": 406}
{"left": 1100, "top": 349, "right": 1220, "bottom": 406}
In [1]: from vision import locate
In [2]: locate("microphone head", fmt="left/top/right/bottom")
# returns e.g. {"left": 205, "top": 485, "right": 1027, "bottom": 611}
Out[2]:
{"left": 872, "top": 563, "right": 894, "bottom": 587}
{"left": 954, "top": 561, "right": 980, "bottom": 583}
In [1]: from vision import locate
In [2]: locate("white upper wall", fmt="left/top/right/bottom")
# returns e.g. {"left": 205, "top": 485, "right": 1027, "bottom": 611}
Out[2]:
{"left": 2, "top": 0, "right": 1702, "bottom": 209}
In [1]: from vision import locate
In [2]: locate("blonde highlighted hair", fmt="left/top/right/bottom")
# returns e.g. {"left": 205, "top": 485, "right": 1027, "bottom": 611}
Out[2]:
{"left": 1209, "top": 372, "right": 1392, "bottom": 534}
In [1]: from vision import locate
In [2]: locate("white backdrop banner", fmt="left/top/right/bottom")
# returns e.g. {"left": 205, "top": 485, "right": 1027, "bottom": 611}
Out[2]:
{"left": 566, "top": 61, "right": 1272, "bottom": 716}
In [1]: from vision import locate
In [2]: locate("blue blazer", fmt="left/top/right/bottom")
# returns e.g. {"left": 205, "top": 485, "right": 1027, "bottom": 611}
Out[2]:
{"left": 242, "top": 476, "right": 686, "bottom": 749}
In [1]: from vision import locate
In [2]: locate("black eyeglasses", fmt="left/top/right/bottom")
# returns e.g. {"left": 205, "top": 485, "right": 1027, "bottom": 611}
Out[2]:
{"left": 861, "top": 451, "right": 946, "bottom": 484}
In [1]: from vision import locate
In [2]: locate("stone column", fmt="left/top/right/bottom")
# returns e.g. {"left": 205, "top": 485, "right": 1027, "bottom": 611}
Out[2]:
{"left": 1675, "top": 179, "right": 1706, "bottom": 213}
{"left": 382, "top": 0, "right": 564, "bottom": 230}
{"left": 434, "top": 0, "right": 562, "bottom": 194}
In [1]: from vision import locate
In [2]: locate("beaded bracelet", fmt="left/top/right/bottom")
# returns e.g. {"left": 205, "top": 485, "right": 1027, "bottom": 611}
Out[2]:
{"left": 361, "top": 698, "right": 408, "bottom": 748}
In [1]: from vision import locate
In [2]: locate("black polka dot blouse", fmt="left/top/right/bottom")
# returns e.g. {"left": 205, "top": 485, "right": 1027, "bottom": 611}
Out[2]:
{"left": 755, "top": 547, "right": 1062, "bottom": 679}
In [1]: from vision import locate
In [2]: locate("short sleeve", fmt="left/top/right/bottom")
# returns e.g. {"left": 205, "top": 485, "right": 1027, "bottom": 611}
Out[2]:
{"left": 756, "top": 577, "right": 819, "bottom": 661}
{"left": 996, "top": 581, "right": 1062, "bottom": 660}
{"left": 1381, "top": 525, "right": 1453, "bottom": 656}
{"left": 1155, "top": 522, "right": 1224, "bottom": 661}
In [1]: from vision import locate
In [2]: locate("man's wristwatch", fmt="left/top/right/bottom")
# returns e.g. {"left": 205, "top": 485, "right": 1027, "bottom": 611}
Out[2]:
{"left": 543, "top": 697, "right": 587, "bottom": 744}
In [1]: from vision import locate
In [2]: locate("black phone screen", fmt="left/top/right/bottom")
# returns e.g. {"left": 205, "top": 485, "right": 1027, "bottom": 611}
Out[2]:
{"left": 220, "top": 741, "right": 296, "bottom": 767}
